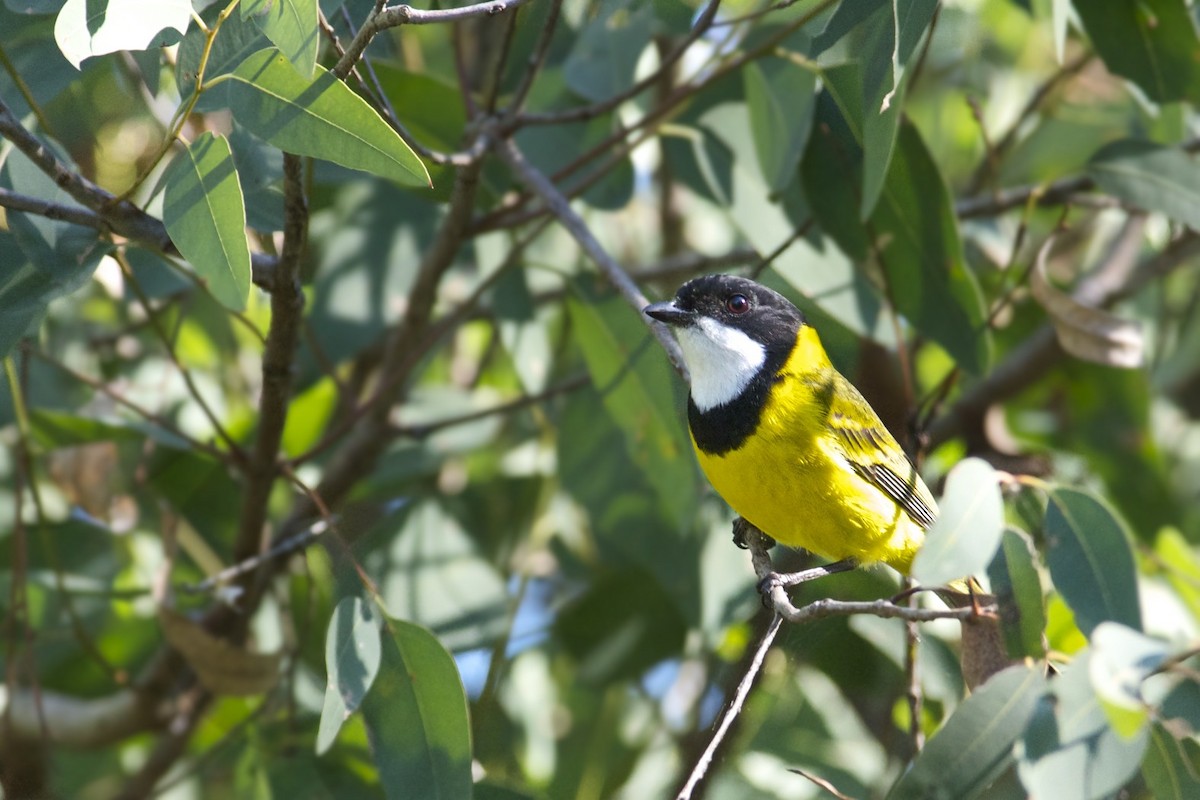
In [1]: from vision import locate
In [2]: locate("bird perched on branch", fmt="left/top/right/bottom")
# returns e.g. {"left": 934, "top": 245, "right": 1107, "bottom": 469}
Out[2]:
{"left": 645, "top": 275, "right": 1007, "bottom": 688}
{"left": 644, "top": 274, "right": 935, "bottom": 577}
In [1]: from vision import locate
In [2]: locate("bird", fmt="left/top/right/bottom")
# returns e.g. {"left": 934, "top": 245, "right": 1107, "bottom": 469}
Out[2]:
{"left": 643, "top": 274, "right": 938, "bottom": 580}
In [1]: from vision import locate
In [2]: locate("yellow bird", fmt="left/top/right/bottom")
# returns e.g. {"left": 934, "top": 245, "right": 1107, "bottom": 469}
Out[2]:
{"left": 644, "top": 274, "right": 937, "bottom": 578}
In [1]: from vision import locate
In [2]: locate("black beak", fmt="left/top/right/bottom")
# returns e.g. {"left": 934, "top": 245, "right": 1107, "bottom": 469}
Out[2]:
{"left": 644, "top": 301, "right": 694, "bottom": 327}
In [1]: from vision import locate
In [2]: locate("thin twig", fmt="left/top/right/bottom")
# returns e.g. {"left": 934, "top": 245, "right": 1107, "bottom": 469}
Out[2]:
{"left": 230, "top": 154, "right": 308, "bottom": 569}
{"left": 333, "top": 0, "right": 534, "bottom": 79}
{"left": 495, "top": 137, "right": 688, "bottom": 376}
{"left": 115, "top": 253, "right": 249, "bottom": 465}
{"left": 675, "top": 613, "right": 783, "bottom": 800}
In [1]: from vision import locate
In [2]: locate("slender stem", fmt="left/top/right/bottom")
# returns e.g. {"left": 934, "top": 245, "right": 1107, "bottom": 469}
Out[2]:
{"left": 675, "top": 613, "right": 782, "bottom": 800}
{"left": 496, "top": 137, "right": 689, "bottom": 376}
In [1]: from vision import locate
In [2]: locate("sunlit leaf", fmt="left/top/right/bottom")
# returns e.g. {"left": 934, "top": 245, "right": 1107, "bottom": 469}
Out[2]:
{"left": 1089, "top": 622, "right": 1168, "bottom": 738}
{"left": 316, "top": 595, "right": 382, "bottom": 754}
{"left": 361, "top": 618, "right": 473, "bottom": 800}
{"left": 887, "top": 664, "right": 1044, "bottom": 799}
{"left": 162, "top": 132, "right": 251, "bottom": 310}
{"left": 228, "top": 48, "right": 430, "bottom": 187}
{"left": 913, "top": 457, "right": 1004, "bottom": 585}
{"left": 567, "top": 276, "right": 696, "bottom": 529}
{"left": 1044, "top": 487, "right": 1142, "bottom": 637}
{"left": 243, "top": 0, "right": 318, "bottom": 77}
{"left": 54, "top": 0, "right": 189, "bottom": 69}
{"left": 1018, "top": 650, "right": 1149, "bottom": 800}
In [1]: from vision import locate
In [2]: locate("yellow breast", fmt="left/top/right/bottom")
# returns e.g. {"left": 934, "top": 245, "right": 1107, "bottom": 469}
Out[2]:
{"left": 691, "top": 340, "right": 925, "bottom": 574}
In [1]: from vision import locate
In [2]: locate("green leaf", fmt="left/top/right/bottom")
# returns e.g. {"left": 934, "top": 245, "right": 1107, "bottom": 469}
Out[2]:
{"left": 243, "top": 0, "right": 318, "bottom": 77}
{"left": 743, "top": 56, "right": 817, "bottom": 193}
{"left": 986, "top": 528, "right": 1047, "bottom": 661}
{"left": 912, "top": 457, "right": 1004, "bottom": 585}
{"left": 163, "top": 132, "right": 252, "bottom": 310}
{"left": 228, "top": 48, "right": 430, "bottom": 187}
{"left": 1089, "top": 622, "right": 1168, "bottom": 738}
{"left": 1018, "top": 649, "right": 1149, "bottom": 800}
{"left": 1142, "top": 723, "right": 1200, "bottom": 800}
{"left": 802, "top": 101, "right": 990, "bottom": 373}
{"left": 367, "top": 499, "right": 509, "bottom": 652}
{"left": 1044, "top": 487, "right": 1142, "bottom": 637}
{"left": 562, "top": 0, "right": 653, "bottom": 102}
{"left": 871, "top": 121, "right": 991, "bottom": 373}
{"left": 177, "top": 7, "right": 269, "bottom": 112}
{"left": 887, "top": 664, "right": 1045, "bottom": 799}
{"left": 567, "top": 276, "right": 696, "bottom": 529}
{"left": 1071, "top": 0, "right": 1200, "bottom": 105}
{"left": 361, "top": 618, "right": 473, "bottom": 800}
{"left": 1087, "top": 139, "right": 1200, "bottom": 230}
{"left": 316, "top": 596, "right": 382, "bottom": 755}
{"left": 53, "top": 0, "right": 190, "bottom": 69}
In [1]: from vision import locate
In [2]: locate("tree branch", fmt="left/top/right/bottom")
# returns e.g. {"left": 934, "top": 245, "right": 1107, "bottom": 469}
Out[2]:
{"left": 333, "top": 0, "right": 534, "bottom": 80}
{"left": 231, "top": 154, "right": 308, "bottom": 573}
{"left": 495, "top": 137, "right": 689, "bottom": 376}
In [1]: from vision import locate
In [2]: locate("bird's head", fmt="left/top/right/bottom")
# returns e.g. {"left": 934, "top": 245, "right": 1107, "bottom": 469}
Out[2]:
{"left": 643, "top": 274, "right": 805, "bottom": 411}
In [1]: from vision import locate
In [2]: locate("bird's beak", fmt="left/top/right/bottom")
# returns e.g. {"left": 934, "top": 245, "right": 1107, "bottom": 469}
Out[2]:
{"left": 644, "top": 301, "right": 694, "bottom": 327}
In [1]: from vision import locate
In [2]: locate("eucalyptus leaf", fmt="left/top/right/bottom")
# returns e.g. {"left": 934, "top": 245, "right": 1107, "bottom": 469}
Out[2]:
{"left": 361, "top": 618, "right": 473, "bottom": 800}
{"left": 54, "top": 0, "right": 189, "bottom": 69}
{"left": 912, "top": 457, "right": 1004, "bottom": 586}
{"left": 1044, "top": 487, "right": 1142, "bottom": 637}
{"left": 1087, "top": 139, "right": 1200, "bottom": 231}
{"left": 228, "top": 48, "right": 430, "bottom": 187}
{"left": 1071, "top": 0, "right": 1200, "bottom": 105}
{"left": 316, "top": 596, "right": 382, "bottom": 754}
{"left": 887, "top": 664, "right": 1045, "bottom": 799}
{"left": 1018, "top": 650, "right": 1149, "bottom": 800}
{"left": 162, "top": 132, "right": 251, "bottom": 310}
{"left": 243, "top": 0, "right": 318, "bottom": 77}
{"left": 986, "top": 528, "right": 1047, "bottom": 661}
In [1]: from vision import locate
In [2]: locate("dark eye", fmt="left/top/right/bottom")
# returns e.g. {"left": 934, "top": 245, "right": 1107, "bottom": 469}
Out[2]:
{"left": 725, "top": 294, "right": 750, "bottom": 314}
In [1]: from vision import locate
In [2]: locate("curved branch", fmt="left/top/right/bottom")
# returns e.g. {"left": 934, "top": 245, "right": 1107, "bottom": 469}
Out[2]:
{"left": 334, "top": 0, "right": 534, "bottom": 79}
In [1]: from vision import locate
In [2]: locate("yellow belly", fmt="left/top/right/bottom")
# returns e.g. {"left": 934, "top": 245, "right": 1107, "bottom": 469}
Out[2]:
{"left": 693, "top": 403, "right": 925, "bottom": 574}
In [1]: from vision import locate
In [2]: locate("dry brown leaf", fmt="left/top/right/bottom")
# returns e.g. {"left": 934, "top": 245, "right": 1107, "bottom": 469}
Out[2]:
{"left": 158, "top": 607, "right": 281, "bottom": 696}
{"left": 1031, "top": 237, "right": 1144, "bottom": 368}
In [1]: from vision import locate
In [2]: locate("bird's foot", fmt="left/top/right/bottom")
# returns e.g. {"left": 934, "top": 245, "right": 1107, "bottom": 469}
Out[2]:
{"left": 755, "top": 559, "right": 858, "bottom": 605}
{"left": 732, "top": 517, "right": 775, "bottom": 550}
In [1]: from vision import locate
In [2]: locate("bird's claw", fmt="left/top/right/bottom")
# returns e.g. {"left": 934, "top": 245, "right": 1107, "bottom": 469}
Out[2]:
{"left": 732, "top": 518, "right": 775, "bottom": 551}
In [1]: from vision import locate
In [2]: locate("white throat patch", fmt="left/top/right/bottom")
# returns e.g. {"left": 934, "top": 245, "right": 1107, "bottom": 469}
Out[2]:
{"left": 676, "top": 317, "right": 767, "bottom": 412}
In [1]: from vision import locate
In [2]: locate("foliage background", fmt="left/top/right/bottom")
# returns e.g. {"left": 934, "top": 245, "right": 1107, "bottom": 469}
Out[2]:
{"left": 1, "top": 0, "right": 1200, "bottom": 798}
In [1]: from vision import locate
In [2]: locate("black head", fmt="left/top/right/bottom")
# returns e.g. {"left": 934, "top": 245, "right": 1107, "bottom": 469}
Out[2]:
{"left": 644, "top": 274, "right": 805, "bottom": 347}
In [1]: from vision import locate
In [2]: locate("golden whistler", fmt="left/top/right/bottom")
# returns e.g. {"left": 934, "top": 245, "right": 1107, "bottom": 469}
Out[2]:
{"left": 644, "top": 274, "right": 936, "bottom": 576}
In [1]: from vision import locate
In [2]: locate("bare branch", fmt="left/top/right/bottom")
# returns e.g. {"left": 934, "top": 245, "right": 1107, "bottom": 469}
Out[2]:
{"left": 495, "top": 137, "right": 689, "bottom": 376}
{"left": 333, "top": 0, "right": 534, "bottom": 80}
{"left": 675, "top": 613, "right": 782, "bottom": 800}
{"left": 231, "top": 154, "right": 308, "bottom": 569}
{"left": 0, "top": 688, "right": 162, "bottom": 748}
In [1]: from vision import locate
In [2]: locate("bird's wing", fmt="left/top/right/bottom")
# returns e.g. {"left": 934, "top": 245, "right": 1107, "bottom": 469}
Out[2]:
{"left": 825, "top": 373, "right": 938, "bottom": 530}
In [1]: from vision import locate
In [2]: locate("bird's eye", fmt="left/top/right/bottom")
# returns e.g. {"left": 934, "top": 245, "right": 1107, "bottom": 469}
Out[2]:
{"left": 725, "top": 294, "right": 750, "bottom": 314}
